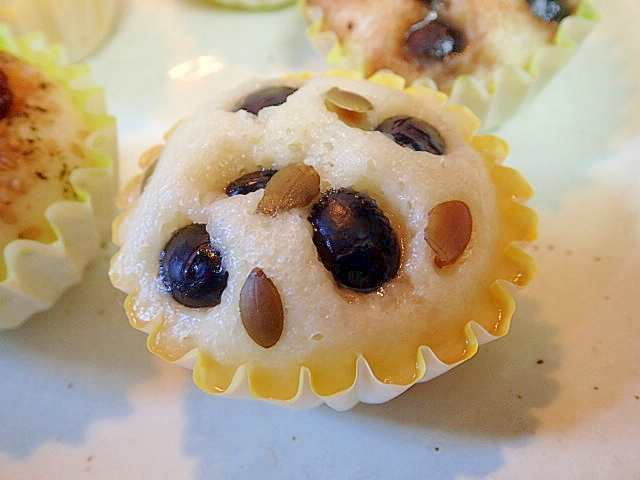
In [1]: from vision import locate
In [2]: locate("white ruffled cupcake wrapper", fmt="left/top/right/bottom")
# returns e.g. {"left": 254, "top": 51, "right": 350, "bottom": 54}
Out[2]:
{"left": 0, "top": 26, "right": 116, "bottom": 329}
{"left": 302, "top": 1, "right": 598, "bottom": 132}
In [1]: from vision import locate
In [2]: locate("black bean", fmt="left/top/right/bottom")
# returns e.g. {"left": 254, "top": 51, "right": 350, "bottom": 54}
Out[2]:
{"left": 308, "top": 188, "right": 401, "bottom": 292}
{"left": 159, "top": 224, "right": 228, "bottom": 308}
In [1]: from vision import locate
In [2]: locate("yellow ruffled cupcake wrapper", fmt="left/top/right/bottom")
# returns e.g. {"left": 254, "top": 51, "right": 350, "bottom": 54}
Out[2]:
{"left": 0, "top": 25, "right": 116, "bottom": 329}
{"left": 113, "top": 69, "right": 536, "bottom": 409}
{"left": 300, "top": 0, "right": 598, "bottom": 132}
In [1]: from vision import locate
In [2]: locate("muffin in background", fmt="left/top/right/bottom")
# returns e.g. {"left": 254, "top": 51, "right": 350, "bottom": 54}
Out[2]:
{"left": 0, "top": 25, "right": 116, "bottom": 329}
{"left": 300, "top": 0, "right": 597, "bottom": 131}
{"left": 0, "top": 0, "right": 119, "bottom": 62}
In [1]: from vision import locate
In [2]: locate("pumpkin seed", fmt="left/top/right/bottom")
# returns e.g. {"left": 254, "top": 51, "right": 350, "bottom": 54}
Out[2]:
{"left": 324, "top": 87, "right": 374, "bottom": 129}
{"left": 139, "top": 145, "right": 163, "bottom": 191}
{"left": 257, "top": 163, "right": 320, "bottom": 216}
{"left": 239, "top": 267, "right": 284, "bottom": 348}
{"left": 425, "top": 200, "right": 472, "bottom": 268}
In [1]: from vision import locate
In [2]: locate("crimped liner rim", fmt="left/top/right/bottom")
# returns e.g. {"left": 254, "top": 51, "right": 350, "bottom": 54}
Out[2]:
{"left": 0, "top": 25, "right": 116, "bottom": 329}
{"left": 112, "top": 70, "right": 536, "bottom": 410}
{"left": 299, "top": 0, "right": 598, "bottom": 132}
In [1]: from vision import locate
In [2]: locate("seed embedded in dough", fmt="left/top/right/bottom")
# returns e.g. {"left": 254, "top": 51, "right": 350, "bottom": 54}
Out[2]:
{"left": 139, "top": 144, "right": 164, "bottom": 192}
{"left": 240, "top": 267, "right": 284, "bottom": 349}
{"left": 257, "top": 163, "right": 320, "bottom": 216}
{"left": 425, "top": 200, "right": 472, "bottom": 268}
{"left": 324, "top": 87, "right": 374, "bottom": 129}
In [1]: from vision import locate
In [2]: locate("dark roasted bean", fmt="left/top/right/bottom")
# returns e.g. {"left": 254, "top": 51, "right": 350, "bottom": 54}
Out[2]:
{"left": 376, "top": 115, "right": 445, "bottom": 154}
{"left": 308, "top": 188, "right": 401, "bottom": 292}
{"left": 159, "top": 223, "right": 228, "bottom": 308}
{"left": 235, "top": 86, "right": 297, "bottom": 114}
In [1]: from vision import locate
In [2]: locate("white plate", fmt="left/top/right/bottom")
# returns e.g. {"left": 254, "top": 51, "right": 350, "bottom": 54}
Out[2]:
{"left": 1, "top": 0, "right": 639, "bottom": 478}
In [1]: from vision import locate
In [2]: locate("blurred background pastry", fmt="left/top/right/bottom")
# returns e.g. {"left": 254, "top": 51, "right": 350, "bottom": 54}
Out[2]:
{"left": 0, "top": 0, "right": 119, "bottom": 62}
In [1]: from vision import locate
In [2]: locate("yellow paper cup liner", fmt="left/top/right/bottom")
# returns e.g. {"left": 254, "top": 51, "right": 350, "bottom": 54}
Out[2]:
{"left": 0, "top": 25, "right": 117, "bottom": 329}
{"left": 300, "top": 0, "right": 597, "bottom": 132}
{"left": 110, "top": 70, "right": 536, "bottom": 410}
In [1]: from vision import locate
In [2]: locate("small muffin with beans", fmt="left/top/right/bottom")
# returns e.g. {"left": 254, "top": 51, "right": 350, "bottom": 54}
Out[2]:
{"left": 301, "top": 0, "right": 597, "bottom": 131}
{"left": 110, "top": 70, "right": 536, "bottom": 410}
{"left": 0, "top": 26, "right": 116, "bottom": 329}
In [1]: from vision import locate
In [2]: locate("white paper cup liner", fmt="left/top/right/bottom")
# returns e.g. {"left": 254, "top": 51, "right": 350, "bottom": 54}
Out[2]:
{"left": 0, "top": 25, "right": 116, "bottom": 328}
